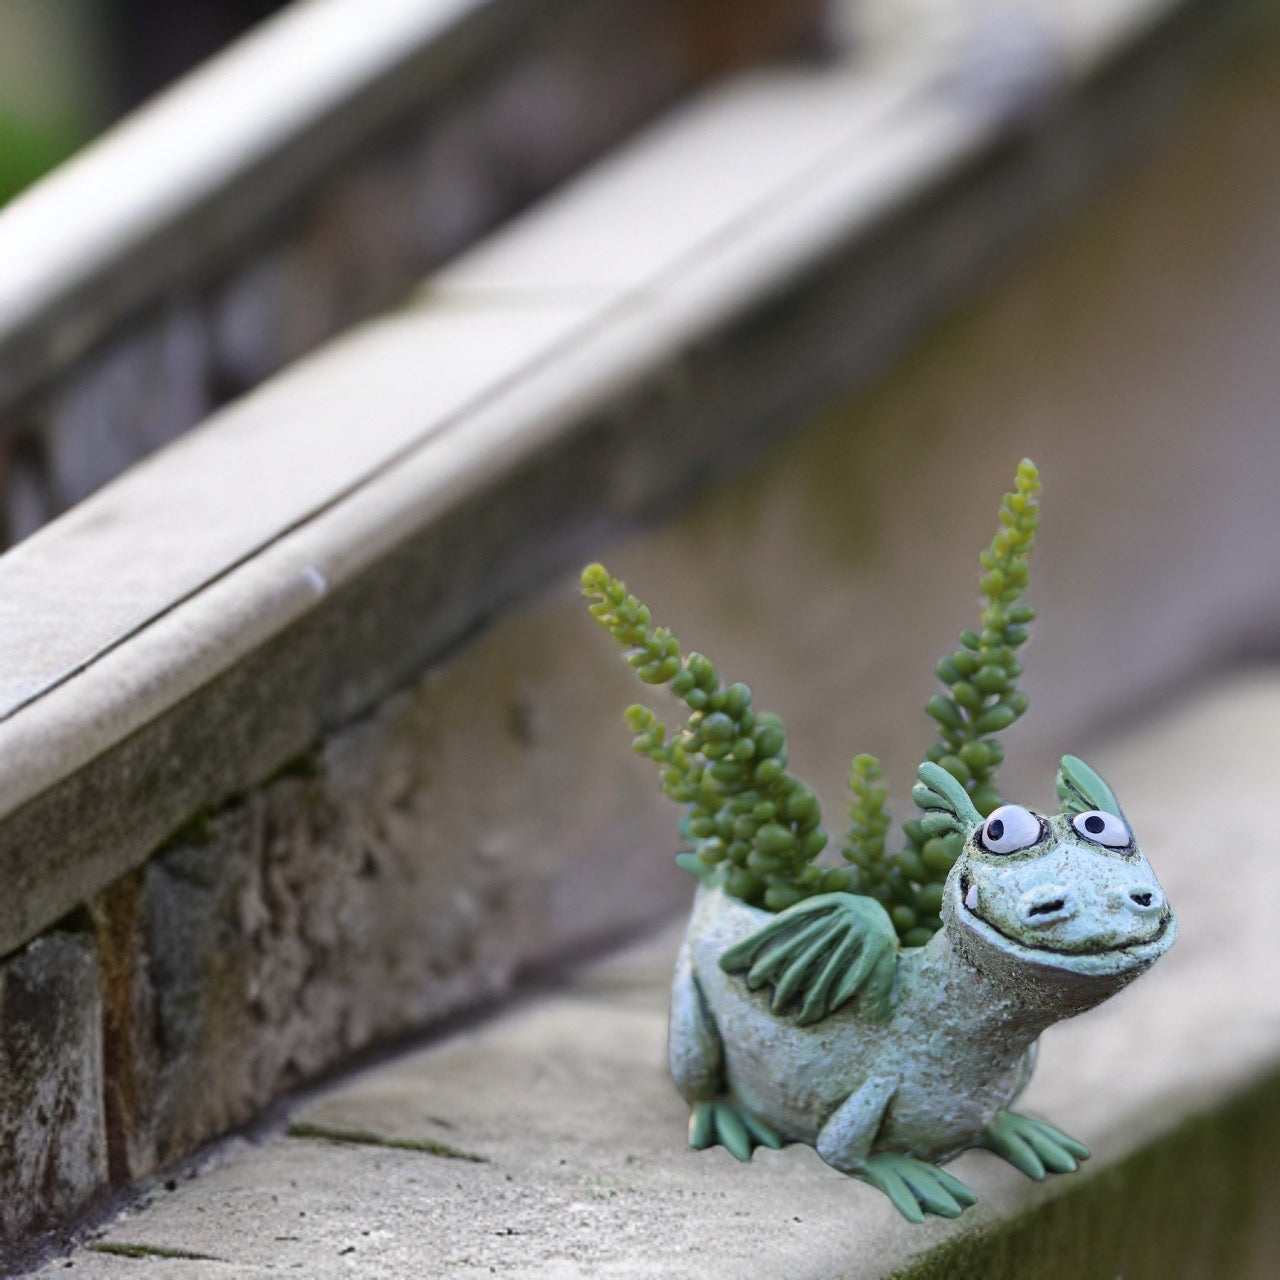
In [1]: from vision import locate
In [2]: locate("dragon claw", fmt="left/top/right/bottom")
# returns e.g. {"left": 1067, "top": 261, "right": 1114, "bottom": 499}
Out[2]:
{"left": 688, "top": 1100, "right": 784, "bottom": 1162}
{"left": 856, "top": 1153, "right": 978, "bottom": 1223}
{"left": 981, "top": 1110, "right": 1091, "bottom": 1180}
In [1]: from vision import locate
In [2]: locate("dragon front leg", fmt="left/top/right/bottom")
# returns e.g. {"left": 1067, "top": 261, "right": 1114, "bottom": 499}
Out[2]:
{"left": 817, "top": 1078, "right": 978, "bottom": 1223}
{"left": 670, "top": 944, "right": 783, "bottom": 1161}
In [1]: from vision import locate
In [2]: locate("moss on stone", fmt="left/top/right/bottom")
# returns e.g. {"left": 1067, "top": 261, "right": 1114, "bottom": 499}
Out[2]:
{"left": 88, "top": 1241, "right": 218, "bottom": 1260}
{"left": 891, "top": 1067, "right": 1280, "bottom": 1280}
{"left": 287, "top": 1121, "right": 487, "bottom": 1162}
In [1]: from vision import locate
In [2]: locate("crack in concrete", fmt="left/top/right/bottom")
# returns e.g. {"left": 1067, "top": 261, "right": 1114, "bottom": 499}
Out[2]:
{"left": 88, "top": 1241, "right": 221, "bottom": 1260}
{"left": 286, "top": 1121, "right": 488, "bottom": 1163}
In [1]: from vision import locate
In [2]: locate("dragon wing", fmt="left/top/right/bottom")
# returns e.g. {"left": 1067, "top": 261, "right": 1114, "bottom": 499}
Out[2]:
{"left": 718, "top": 893, "right": 898, "bottom": 1026}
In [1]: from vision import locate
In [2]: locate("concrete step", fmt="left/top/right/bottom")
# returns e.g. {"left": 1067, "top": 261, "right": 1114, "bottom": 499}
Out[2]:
{"left": 37, "top": 673, "right": 1280, "bottom": 1278}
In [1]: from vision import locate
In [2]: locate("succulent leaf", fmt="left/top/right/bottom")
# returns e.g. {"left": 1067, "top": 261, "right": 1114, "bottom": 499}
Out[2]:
{"left": 582, "top": 564, "right": 846, "bottom": 909}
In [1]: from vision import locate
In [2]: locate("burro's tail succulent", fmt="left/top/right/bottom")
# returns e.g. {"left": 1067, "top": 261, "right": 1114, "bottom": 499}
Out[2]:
{"left": 582, "top": 461, "right": 1176, "bottom": 1223}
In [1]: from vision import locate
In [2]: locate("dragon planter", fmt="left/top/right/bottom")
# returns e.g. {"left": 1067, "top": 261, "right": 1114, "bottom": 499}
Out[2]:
{"left": 582, "top": 460, "right": 1176, "bottom": 1222}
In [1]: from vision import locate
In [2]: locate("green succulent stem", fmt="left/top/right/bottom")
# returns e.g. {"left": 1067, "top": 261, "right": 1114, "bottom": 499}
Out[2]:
{"left": 582, "top": 564, "right": 856, "bottom": 911}
{"left": 841, "top": 754, "right": 891, "bottom": 874}
{"left": 921, "top": 458, "right": 1041, "bottom": 816}
{"left": 841, "top": 459, "right": 1041, "bottom": 944}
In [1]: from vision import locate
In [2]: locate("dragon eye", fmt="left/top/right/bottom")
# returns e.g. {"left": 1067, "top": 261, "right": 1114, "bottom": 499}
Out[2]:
{"left": 1072, "top": 809, "right": 1132, "bottom": 849}
{"left": 979, "top": 805, "right": 1041, "bottom": 854}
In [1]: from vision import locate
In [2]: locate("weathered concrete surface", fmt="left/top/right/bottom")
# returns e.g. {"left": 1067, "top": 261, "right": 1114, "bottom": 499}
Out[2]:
{"left": 117, "top": 595, "right": 686, "bottom": 1178}
{"left": 0, "top": 932, "right": 106, "bottom": 1256}
{"left": 37, "top": 673, "right": 1280, "bottom": 1278}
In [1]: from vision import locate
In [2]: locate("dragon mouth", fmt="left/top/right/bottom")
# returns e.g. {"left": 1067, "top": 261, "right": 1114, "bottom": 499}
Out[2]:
{"left": 955, "top": 872, "right": 1175, "bottom": 974}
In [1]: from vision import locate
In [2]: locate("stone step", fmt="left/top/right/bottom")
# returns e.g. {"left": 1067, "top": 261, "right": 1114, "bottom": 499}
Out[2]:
{"left": 36, "top": 674, "right": 1280, "bottom": 1278}
{"left": 0, "top": 0, "right": 826, "bottom": 541}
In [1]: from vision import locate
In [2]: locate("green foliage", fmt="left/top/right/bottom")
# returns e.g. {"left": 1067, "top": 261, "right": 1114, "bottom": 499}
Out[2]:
{"left": 0, "top": 106, "right": 83, "bottom": 205}
{"left": 841, "top": 460, "right": 1041, "bottom": 944}
{"left": 583, "top": 458, "right": 1042, "bottom": 944}
{"left": 843, "top": 754, "right": 892, "bottom": 868}
{"left": 582, "top": 564, "right": 857, "bottom": 911}
{"left": 921, "top": 458, "right": 1041, "bottom": 814}
{"left": 839, "top": 753, "right": 924, "bottom": 936}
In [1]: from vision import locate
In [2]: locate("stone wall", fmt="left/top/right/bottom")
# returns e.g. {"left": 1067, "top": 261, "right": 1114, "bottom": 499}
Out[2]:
{"left": 0, "top": 933, "right": 106, "bottom": 1244}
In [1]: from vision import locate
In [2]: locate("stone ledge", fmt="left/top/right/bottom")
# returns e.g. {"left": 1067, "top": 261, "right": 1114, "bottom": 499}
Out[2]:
{"left": 0, "top": 50, "right": 990, "bottom": 960}
{"left": 0, "top": 0, "right": 829, "bottom": 402}
{"left": 33, "top": 673, "right": 1280, "bottom": 1279}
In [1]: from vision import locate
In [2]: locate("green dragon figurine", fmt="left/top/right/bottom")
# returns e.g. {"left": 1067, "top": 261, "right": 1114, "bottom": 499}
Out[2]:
{"left": 582, "top": 461, "right": 1176, "bottom": 1223}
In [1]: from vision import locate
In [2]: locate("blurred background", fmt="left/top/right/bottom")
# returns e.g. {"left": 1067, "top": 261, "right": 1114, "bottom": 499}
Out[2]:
{"left": 0, "top": 0, "right": 286, "bottom": 204}
{"left": 1, "top": 1, "right": 1279, "bottom": 1270}
{"left": 1, "top": 0, "right": 1278, "bottom": 991}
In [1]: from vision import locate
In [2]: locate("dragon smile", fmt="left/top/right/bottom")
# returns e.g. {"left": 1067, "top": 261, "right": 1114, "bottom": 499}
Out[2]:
{"left": 955, "top": 872, "right": 1175, "bottom": 971}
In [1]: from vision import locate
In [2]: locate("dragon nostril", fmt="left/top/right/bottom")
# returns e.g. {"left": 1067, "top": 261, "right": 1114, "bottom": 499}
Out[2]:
{"left": 1018, "top": 885, "right": 1074, "bottom": 925}
{"left": 1123, "top": 887, "right": 1163, "bottom": 914}
{"left": 1020, "top": 884, "right": 1075, "bottom": 924}
{"left": 1027, "top": 898, "right": 1066, "bottom": 918}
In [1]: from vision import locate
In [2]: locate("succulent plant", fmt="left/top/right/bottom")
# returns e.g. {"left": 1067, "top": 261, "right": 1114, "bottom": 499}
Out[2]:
{"left": 583, "top": 459, "right": 1041, "bottom": 943}
{"left": 841, "top": 459, "right": 1040, "bottom": 945}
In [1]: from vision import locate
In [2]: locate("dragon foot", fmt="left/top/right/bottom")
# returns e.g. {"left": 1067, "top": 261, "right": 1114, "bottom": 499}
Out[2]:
{"left": 980, "top": 1110, "right": 1090, "bottom": 1180}
{"left": 856, "top": 1153, "right": 978, "bottom": 1223}
{"left": 688, "top": 1100, "right": 783, "bottom": 1163}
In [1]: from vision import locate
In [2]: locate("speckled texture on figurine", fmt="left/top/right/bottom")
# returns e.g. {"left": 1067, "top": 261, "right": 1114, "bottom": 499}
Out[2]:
{"left": 582, "top": 461, "right": 1177, "bottom": 1222}
{"left": 669, "top": 759, "right": 1175, "bottom": 1221}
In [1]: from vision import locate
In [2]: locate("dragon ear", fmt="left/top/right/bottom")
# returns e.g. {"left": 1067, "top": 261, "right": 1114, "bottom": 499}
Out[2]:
{"left": 1056, "top": 755, "right": 1124, "bottom": 819}
{"left": 913, "top": 762, "right": 983, "bottom": 839}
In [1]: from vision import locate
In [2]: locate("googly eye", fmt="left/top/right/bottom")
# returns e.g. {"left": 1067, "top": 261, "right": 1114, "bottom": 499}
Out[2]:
{"left": 1072, "top": 809, "right": 1132, "bottom": 849}
{"left": 979, "top": 804, "right": 1042, "bottom": 855}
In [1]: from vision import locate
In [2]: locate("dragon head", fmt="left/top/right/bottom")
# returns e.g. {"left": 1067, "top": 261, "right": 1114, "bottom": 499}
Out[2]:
{"left": 915, "top": 758, "right": 1176, "bottom": 1013}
